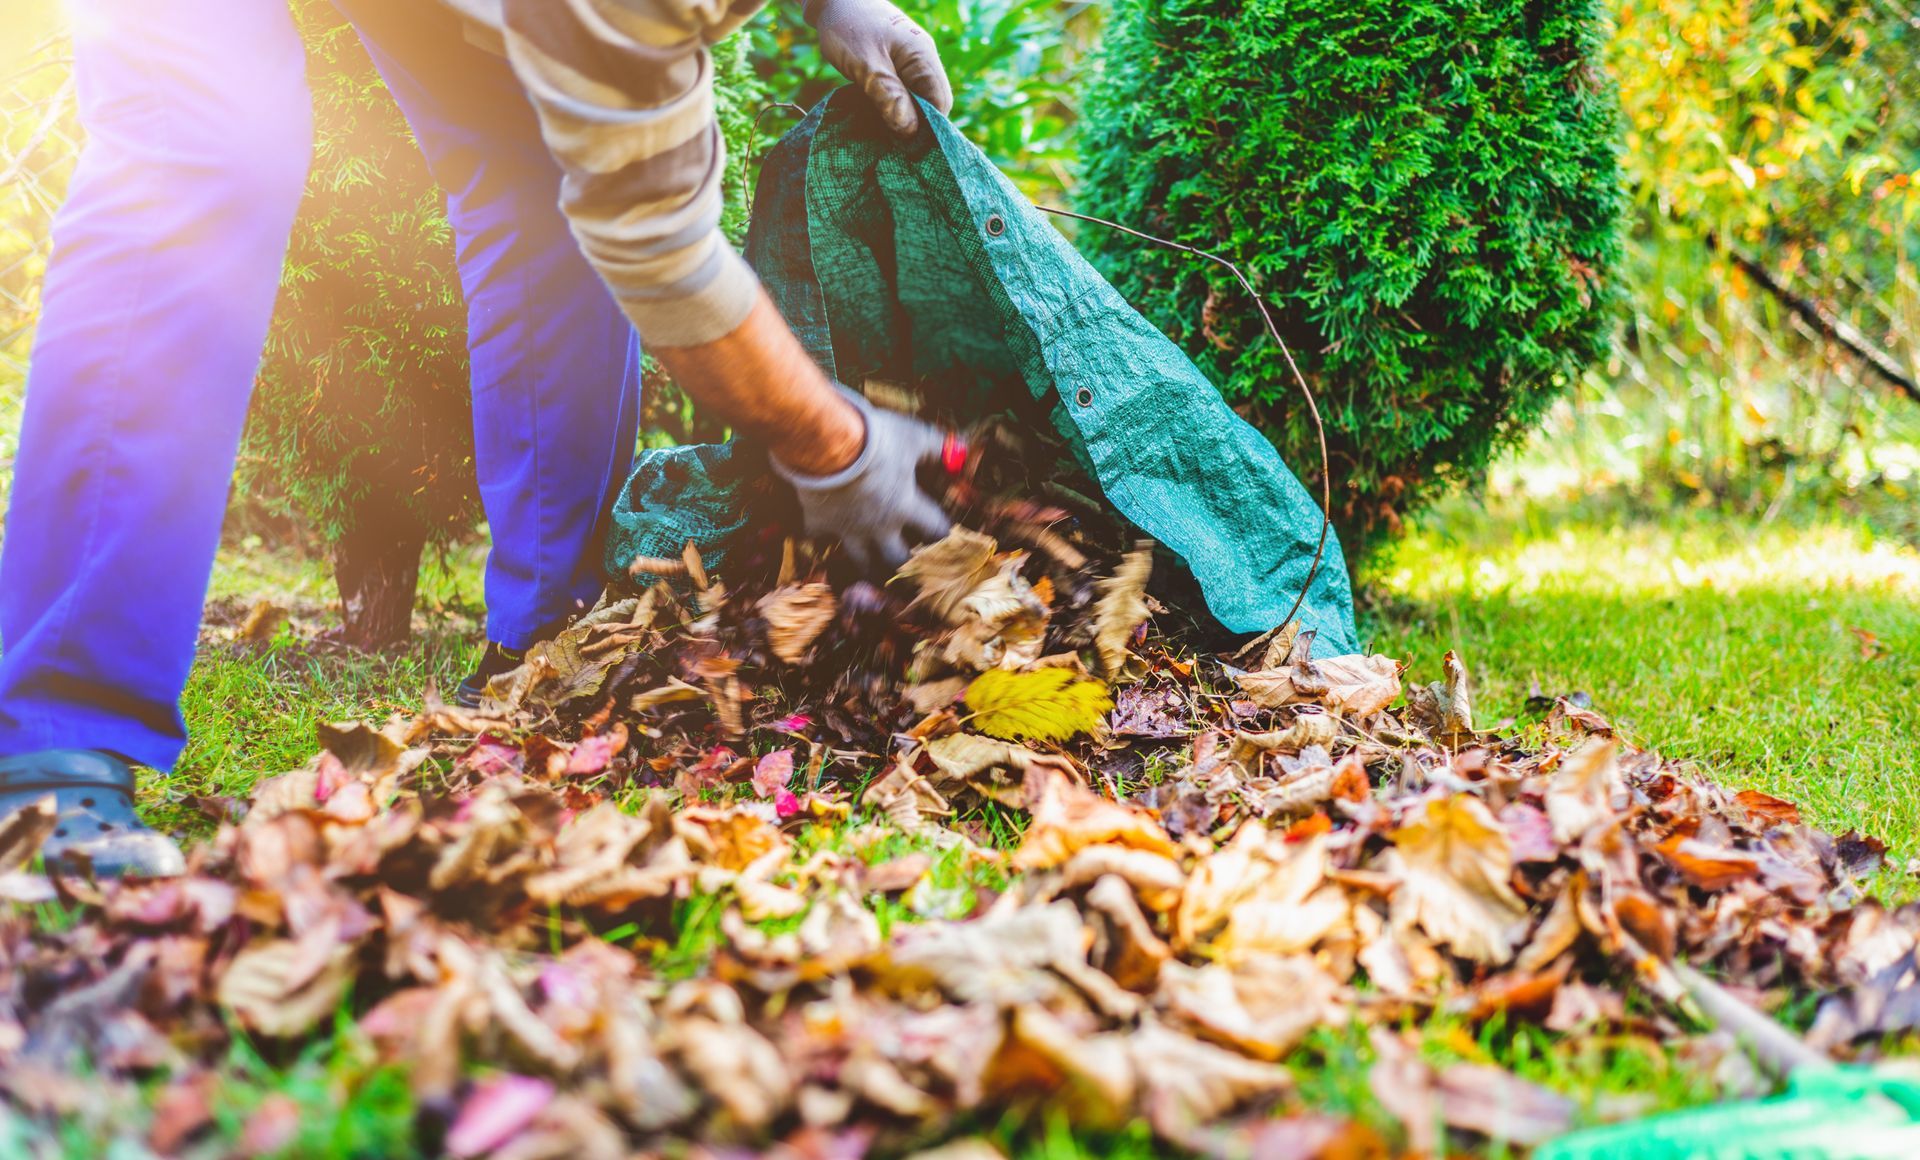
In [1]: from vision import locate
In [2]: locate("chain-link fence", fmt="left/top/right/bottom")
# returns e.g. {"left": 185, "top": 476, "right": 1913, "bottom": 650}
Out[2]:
{"left": 0, "top": 34, "right": 78, "bottom": 376}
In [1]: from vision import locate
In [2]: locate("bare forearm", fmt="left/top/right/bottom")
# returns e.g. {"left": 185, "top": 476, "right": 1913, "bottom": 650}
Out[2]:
{"left": 651, "top": 291, "right": 865, "bottom": 476}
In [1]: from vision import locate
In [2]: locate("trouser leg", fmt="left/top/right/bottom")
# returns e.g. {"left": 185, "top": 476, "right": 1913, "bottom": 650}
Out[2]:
{"left": 0, "top": 0, "right": 313, "bottom": 769}
{"left": 332, "top": 0, "right": 643, "bottom": 650}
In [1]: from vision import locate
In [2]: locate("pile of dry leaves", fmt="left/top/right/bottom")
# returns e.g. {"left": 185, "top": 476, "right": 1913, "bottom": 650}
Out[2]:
{"left": 1, "top": 513, "right": 1917, "bottom": 1159}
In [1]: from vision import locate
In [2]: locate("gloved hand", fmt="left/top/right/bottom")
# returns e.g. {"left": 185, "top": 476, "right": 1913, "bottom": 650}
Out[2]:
{"left": 805, "top": 0, "right": 953, "bottom": 137}
{"left": 771, "top": 387, "right": 953, "bottom": 572}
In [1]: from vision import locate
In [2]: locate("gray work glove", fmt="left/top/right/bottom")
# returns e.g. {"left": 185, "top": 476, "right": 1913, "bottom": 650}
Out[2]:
{"left": 805, "top": 0, "right": 954, "bottom": 137}
{"left": 771, "top": 387, "right": 953, "bottom": 572}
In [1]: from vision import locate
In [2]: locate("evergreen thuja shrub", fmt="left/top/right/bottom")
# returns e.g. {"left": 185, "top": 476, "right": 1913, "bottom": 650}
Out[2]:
{"left": 244, "top": 1, "right": 475, "bottom": 647}
{"left": 1076, "top": 0, "right": 1625, "bottom": 549}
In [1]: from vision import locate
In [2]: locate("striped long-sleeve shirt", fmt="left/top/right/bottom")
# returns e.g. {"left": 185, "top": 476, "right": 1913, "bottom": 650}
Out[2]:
{"left": 445, "top": 0, "right": 768, "bottom": 348}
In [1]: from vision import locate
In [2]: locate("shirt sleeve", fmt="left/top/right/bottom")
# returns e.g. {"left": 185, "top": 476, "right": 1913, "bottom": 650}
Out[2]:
{"left": 497, "top": 0, "right": 769, "bottom": 347}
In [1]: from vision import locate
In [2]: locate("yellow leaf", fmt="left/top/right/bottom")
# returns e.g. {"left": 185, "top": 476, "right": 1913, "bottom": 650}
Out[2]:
{"left": 964, "top": 668, "right": 1112, "bottom": 743}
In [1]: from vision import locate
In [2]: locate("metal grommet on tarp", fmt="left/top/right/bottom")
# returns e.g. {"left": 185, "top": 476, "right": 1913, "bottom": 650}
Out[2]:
{"left": 984, "top": 213, "right": 1006, "bottom": 237}
{"left": 1074, "top": 387, "right": 1094, "bottom": 407}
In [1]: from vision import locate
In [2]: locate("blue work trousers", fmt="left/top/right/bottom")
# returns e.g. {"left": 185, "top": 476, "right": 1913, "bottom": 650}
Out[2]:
{"left": 0, "top": 0, "right": 641, "bottom": 770}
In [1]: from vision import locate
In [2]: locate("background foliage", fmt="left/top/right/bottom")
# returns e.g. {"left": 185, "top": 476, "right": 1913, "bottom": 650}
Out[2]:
{"left": 746, "top": 0, "right": 1090, "bottom": 201}
{"left": 1075, "top": 0, "right": 1627, "bottom": 550}
{"left": 1566, "top": 0, "right": 1920, "bottom": 505}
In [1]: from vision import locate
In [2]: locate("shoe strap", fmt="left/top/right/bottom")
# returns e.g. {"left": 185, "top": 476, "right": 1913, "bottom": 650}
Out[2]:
{"left": 0, "top": 749, "right": 137, "bottom": 797}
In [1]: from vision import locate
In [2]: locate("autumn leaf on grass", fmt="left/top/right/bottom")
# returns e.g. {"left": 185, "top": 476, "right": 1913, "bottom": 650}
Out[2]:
{"left": 1381, "top": 795, "right": 1528, "bottom": 965}
{"left": 757, "top": 583, "right": 836, "bottom": 664}
{"left": 1735, "top": 789, "right": 1802, "bottom": 827}
{"left": 752, "top": 749, "right": 795, "bottom": 800}
{"left": 1091, "top": 543, "right": 1153, "bottom": 682}
{"left": 1545, "top": 738, "right": 1623, "bottom": 844}
{"left": 217, "top": 938, "right": 356, "bottom": 1038}
{"left": 1318, "top": 654, "right": 1404, "bottom": 715}
{"left": 895, "top": 528, "right": 1000, "bottom": 624}
{"left": 1014, "top": 764, "right": 1178, "bottom": 870}
{"left": 1654, "top": 834, "right": 1761, "bottom": 890}
{"left": 964, "top": 668, "right": 1112, "bottom": 743}
{"left": 1236, "top": 653, "right": 1401, "bottom": 716}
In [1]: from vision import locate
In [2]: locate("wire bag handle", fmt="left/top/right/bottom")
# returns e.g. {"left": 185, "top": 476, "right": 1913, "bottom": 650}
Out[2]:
{"left": 1033, "top": 205, "right": 1332, "bottom": 637}
{"left": 738, "top": 103, "right": 808, "bottom": 231}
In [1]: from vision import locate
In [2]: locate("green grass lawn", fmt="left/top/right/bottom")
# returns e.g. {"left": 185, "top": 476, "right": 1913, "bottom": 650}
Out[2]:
{"left": 65, "top": 488, "right": 1908, "bottom": 1156}
{"left": 1369, "top": 491, "right": 1920, "bottom": 866}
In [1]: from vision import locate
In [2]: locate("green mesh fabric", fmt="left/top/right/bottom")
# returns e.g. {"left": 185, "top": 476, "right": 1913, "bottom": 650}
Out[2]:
{"left": 605, "top": 90, "right": 1358, "bottom": 651}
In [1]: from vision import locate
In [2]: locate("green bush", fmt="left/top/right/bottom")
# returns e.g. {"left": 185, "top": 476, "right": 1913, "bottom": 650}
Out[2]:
{"left": 242, "top": 0, "right": 475, "bottom": 645}
{"left": 1076, "top": 0, "right": 1626, "bottom": 548}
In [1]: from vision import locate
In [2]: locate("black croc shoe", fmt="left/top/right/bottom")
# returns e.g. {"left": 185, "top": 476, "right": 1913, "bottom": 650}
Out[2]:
{"left": 454, "top": 613, "right": 581, "bottom": 709}
{"left": 454, "top": 642, "right": 527, "bottom": 709}
{"left": 0, "top": 749, "right": 186, "bottom": 878}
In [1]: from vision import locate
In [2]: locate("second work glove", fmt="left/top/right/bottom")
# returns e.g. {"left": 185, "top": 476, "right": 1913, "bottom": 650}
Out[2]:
{"left": 771, "top": 387, "right": 953, "bottom": 573}
{"left": 806, "top": 0, "right": 954, "bottom": 137}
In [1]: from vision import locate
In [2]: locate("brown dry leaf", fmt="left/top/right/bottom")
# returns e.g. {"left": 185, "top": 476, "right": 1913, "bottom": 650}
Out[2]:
{"left": 1256, "top": 749, "right": 1371, "bottom": 817}
{"left": 1234, "top": 667, "right": 1312, "bottom": 710}
{"left": 666, "top": 1012, "right": 793, "bottom": 1130}
{"left": 1090, "top": 543, "right": 1153, "bottom": 682}
{"left": 1515, "top": 878, "right": 1586, "bottom": 974}
{"left": 677, "top": 805, "right": 790, "bottom": 872}
{"left": 1231, "top": 710, "right": 1338, "bottom": 761}
{"left": 237, "top": 600, "right": 289, "bottom": 647}
{"left": 1156, "top": 957, "right": 1341, "bottom": 1060}
{"left": 1317, "top": 654, "right": 1404, "bottom": 716}
{"left": 1439, "top": 650, "right": 1474, "bottom": 734}
{"left": 1085, "top": 873, "right": 1173, "bottom": 989}
{"left": 1613, "top": 889, "right": 1676, "bottom": 962}
{"left": 1546, "top": 738, "right": 1623, "bottom": 844}
{"left": 1655, "top": 834, "right": 1762, "bottom": 890}
{"left": 1013, "top": 764, "right": 1178, "bottom": 871}
{"left": 1735, "top": 790, "right": 1802, "bottom": 827}
{"left": 989, "top": 1005, "right": 1136, "bottom": 1127}
{"left": 1176, "top": 826, "right": 1346, "bottom": 960}
{"left": 1382, "top": 795, "right": 1528, "bottom": 964}
{"left": 216, "top": 939, "right": 356, "bottom": 1038}
{"left": 1175, "top": 822, "right": 1282, "bottom": 947}
{"left": 861, "top": 853, "right": 933, "bottom": 895}
{"left": 896, "top": 528, "right": 1001, "bottom": 624}
{"left": 629, "top": 678, "right": 704, "bottom": 712}
{"left": 863, "top": 758, "right": 952, "bottom": 828}
{"left": 924, "top": 732, "right": 1061, "bottom": 791}
{"left": 1131, "top": 1019, "right": 1293, "bottom": 1141}
{"left": 1235, "top": 653, "right": 1400, "bottom": 717}
{"left": 0, "top": 796, "right": 57, "bottom": 874}
{"left": 1056, "top": 845, "right": 1187, "bottom": 913}
{"left": 885, "top": 900, "right": 1117, "bottom": 1012}
{"left": 758, "top": 583, "right": 837, "bottom": 665}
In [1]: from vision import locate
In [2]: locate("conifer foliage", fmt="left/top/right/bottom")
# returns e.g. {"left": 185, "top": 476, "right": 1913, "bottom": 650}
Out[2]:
{"left": 243, "top": 2, "right": 475, "bottom": 647}
{"left": 1076, "top": 0, "right": 1626, "bottom": 546}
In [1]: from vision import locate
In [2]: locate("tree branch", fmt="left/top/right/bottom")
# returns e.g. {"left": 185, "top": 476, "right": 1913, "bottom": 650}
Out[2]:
{"left": 1708, "top": 233, "right": 1919, "bottom": 405}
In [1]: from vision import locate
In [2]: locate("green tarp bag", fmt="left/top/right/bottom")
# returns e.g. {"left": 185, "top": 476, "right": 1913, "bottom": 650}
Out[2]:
{"left": 606, "top": 91, "right": 1358, "bottom": 652}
